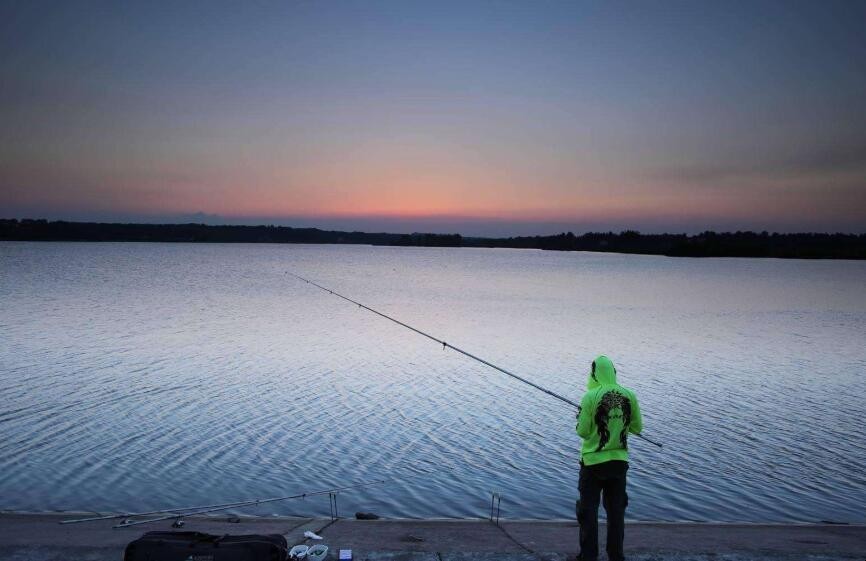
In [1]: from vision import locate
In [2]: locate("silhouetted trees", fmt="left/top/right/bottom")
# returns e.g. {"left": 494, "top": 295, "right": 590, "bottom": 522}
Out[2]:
{"left": 0, "top": 219, "right": 461, "bottom": 247}
{"left": 466, "top": 229, "right": 865, "bottom": 259}
{"left": 396, "top": 233, "right": 463, "bottom": 247}
{"left": 1, "top": 219, "right": 864, "bottom": 259}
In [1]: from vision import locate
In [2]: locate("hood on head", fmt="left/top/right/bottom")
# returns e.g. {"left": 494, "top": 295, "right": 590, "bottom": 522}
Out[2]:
{"left": 587, "top": 355, "right": 617, "bottom": 389}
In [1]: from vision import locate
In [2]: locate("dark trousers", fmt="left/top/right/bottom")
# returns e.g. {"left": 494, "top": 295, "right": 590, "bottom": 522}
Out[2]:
{"left": 577, "top": 460, "right": 628, "bottom": 561}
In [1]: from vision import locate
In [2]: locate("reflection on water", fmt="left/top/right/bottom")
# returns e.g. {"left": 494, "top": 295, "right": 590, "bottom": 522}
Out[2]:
{"left": 1, "top": 242, "right": 864, "bottom": 522}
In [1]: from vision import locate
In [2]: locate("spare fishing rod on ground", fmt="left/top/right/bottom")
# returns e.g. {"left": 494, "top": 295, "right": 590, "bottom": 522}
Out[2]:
{"left": 288, "top": 272, "right": 662, "bottom": 449}
{"left": 60, "top": 497, "right": 269, "bottom": 525}
{"left": 61, "top": 469, "right": 443, "bottom": 528}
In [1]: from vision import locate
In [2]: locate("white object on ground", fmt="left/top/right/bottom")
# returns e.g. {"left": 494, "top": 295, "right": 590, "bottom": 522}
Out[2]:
{"left": 289, "top": 544, "right": 309, "bottom": 559}
{"left": 303, "top": 530, "right": 323, "bottom": 540}
{"left": 306, "top": 544, "right": 328, "bottom": 561}
{"left": 339, "top": 549, "right": 352, "bottom": 561}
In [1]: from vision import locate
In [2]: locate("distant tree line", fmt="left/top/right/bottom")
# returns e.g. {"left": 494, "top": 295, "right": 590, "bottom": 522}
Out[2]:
{"left": 1, "top": 219, "right": 864, "bottom": 259}
{"left": 0, "top": 219, "right": 463, "bottom": 247}
{"left": 465, "top": 230, "right": 866, "bottom": 259}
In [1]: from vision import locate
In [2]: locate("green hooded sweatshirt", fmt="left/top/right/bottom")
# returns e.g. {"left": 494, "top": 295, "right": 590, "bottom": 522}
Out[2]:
{"left": 576, "top": 355, "right": 643, "bottom": 466}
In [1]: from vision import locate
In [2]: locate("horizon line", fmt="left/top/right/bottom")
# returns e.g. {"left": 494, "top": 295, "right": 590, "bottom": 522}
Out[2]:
{"left": 3, "top": 217, "right": 864, "bottom": 239}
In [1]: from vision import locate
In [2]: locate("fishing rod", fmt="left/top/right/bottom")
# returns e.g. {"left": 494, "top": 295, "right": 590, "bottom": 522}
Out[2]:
{"left": 101, "top": 469, "right": 440, "bottom": 529}
{"left": 111, "top": 479, "right": 384, "bottom": 529}
{"left": 289, "top": 272, "right": 663, "bottom": 449}
{"left": 61, "top": 498, "right": 260, "bottom": 525}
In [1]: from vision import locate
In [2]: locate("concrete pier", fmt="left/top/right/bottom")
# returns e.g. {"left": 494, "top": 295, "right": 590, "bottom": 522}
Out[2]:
{"left": 0, "top": 513, "right": 863, "bottom": 560}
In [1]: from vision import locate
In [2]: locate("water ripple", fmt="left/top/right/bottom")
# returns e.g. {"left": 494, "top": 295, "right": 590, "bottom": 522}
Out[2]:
{"left": 0, "top": 242, "right": 864, "bottom": 522}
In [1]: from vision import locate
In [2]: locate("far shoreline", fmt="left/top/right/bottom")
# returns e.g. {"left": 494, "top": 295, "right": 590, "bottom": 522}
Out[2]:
{"left": 2, "top": 218, "right": 865, "bottom": 260}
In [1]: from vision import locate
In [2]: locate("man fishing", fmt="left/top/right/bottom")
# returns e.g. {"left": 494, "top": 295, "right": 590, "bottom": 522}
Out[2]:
{"left": 575, "top": 355, "right": 642, "bottom": 561}
{"left": 289, "top": 274, "right": 659, "bottom": 557}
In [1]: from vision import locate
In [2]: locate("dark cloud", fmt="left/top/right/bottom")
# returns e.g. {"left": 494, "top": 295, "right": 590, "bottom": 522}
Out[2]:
{"left": 651, "top": 140, "right": 866, "bottom": 186}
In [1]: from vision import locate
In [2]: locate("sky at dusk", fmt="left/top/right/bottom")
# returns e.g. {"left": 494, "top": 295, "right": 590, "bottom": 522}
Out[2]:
{"left": 2, "top": 0, "right": 865, "bottom": 236}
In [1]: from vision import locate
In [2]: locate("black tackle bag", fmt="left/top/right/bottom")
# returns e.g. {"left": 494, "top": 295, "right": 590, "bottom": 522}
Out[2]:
{"left": 123, "top": 531, "right": 288, "bottom": 561}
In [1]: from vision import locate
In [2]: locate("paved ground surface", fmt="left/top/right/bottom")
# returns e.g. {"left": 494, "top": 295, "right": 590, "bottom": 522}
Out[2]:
{"left": 0, "top": 512, "right": 863, "bottom": 560}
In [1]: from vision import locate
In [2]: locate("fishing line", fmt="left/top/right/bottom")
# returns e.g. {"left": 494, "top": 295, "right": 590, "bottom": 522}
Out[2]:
{"left": 289, "top": 272, "right": 662, "bottom": 449}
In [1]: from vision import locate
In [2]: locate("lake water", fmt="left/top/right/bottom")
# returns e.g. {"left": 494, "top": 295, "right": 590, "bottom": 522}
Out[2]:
{"left": 1, "top": 242, "right": 865, "bottom": 523}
